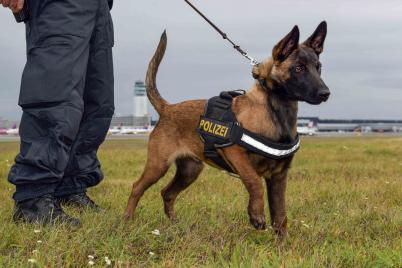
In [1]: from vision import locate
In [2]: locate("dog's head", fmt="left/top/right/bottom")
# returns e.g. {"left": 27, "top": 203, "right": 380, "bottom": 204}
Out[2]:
{"left": 253, "top": 21, "right": 330, "bottom": 105}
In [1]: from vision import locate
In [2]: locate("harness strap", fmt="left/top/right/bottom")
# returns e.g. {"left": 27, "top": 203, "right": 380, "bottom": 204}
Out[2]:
{"left": 204, "top": 144, "right": 236, "bottom": 173}
{"left": 199, "top": 92, "right": 237, "bottom": 173}
{"left": 233, "top": 124, "right": 300, "bottom": 159}
{"left": 198, "top": 90, "right": 300, "bottom": 174}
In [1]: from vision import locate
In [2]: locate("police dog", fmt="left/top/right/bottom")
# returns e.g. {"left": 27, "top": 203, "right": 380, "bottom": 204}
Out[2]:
{"left": 124, "top": 22, "right": 330, "bottom": 237}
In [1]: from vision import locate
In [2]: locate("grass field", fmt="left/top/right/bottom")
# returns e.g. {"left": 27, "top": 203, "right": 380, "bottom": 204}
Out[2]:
{"left": 0, "top": 136, "right": 401, "bottom": 267}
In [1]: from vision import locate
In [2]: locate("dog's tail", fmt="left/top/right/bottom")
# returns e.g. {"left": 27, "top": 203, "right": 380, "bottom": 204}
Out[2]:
{"left": 145, "top": 31, "right": 169, "bottom": 114}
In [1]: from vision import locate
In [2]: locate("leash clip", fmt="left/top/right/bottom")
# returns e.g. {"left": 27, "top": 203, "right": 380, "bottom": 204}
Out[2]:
{"left": 250, "top": 58, "right": 259, "bottom": 66}
{"left": 244, "top": 54, "right": 259, "bottom": 66}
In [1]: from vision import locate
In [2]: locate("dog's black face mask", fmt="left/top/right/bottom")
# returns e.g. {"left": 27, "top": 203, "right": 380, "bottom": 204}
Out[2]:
{"left": 275, "top": 48, "right": 330, "bottom": 105}
{"left": 266, "top": 21, "right": 331, "bottom": 105}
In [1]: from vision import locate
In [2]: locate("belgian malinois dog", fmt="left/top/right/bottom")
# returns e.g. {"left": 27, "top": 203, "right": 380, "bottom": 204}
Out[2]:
{"left": 124, "top": 22, "right": 330, "bottom": 237}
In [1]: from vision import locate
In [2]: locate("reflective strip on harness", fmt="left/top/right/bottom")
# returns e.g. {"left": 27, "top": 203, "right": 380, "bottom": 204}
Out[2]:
{"left": 240, "top": 133, "right": 300, "bottom": 157}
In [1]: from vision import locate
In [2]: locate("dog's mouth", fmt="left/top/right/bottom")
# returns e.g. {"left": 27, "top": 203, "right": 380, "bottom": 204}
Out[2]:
{"left": 306, "top": 99, "right": 324, "bottom": 105}
{"left": 276, "top": 86, "right": 330, "bottom": 105}
{"left": 306, "top": 96, "right": 330, "bottom": 105}
{"left": 305, "top": 90, "right": 330, "bottom": 105}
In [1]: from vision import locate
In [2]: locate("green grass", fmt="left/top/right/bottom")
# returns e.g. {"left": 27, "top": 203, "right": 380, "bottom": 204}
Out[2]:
{"left": 0, "top": 136, "right": 401, "bottom": 267}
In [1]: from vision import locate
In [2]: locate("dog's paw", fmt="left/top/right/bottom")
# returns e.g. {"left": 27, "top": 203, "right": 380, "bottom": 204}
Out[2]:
{"left": 166, "top": 211, "right": 178, "bottom": 222}
{"left": 249, "top": 214, "right": 267, "bottom": 230}
{"left": 123, "top": 213, "right": 133, "bottom": 222}
{"left": 272, "top": 217, "right": 288, "bottom": 238}
{"left": 163, "top": 203, "right": 178, "bottom": 222}
{"left": 274, "top": 228, "right": 288, "bottom": 240}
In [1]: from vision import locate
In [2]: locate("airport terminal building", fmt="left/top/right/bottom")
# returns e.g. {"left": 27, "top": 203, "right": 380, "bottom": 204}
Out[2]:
{"left": 299, "top": 117, "right": 402, "bottom": 133}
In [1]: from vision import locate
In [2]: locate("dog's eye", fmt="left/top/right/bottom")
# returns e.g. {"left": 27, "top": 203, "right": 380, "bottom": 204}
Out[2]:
{"left": 295, "top": 65, "right": 305, "bottom": 73}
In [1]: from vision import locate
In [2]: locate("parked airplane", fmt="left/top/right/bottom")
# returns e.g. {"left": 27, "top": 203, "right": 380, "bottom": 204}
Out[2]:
{"left": 297, "top": 120, "right": 317, "bottom": 136}
{"left": 108, "top": 127, "right": 122, "bottom": 135}
{"left": 108, "top": 126, "right": 153, "bottom": 135}
{"left": 0, "top": 123, "right": 19, "bottom": 136}
{"left": 6, "top": 128, "right": 19, "bottom": 135}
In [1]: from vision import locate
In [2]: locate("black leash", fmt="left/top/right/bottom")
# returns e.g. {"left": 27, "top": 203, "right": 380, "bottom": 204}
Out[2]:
{"left": 184, "top": 0, "right": 259, "bottom": 66}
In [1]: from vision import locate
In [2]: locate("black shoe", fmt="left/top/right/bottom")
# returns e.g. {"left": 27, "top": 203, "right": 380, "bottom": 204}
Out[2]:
{"left": 57, "top": 193, "right": 104, "bottom": 212}
{"left": 13, "top": 194, "right": 81, "bottom": 227}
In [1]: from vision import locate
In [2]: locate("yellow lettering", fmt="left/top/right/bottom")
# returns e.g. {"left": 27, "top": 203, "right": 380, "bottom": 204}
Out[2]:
{"left": 200, "top": 119, "right": 230, "bottom": 138}
{"left": 212, "top": 124, "right": 217, "bottom": 134}
{"left": 203, "top": 121, "right": 210, "bottom": 132}
{"left": 199, "top": 120, "right": 205, "bottom": 128}
{"left": 207, "top": 122, "right": 214, "bottom": 133}
{"left": 215, "top": 125, "right": 221, "bottom": 135}
{"left": 222, "top": 127, "right": 228, "bottom": 137}
{"left": 218, "top": 126, "right": 223, "bottom": 137}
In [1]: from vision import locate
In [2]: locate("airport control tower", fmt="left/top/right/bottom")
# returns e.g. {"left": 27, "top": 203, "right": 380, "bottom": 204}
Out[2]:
{"left": 133, "top": 81, "right": 148, "bottom": 117}
{"left": 133, "top": 80, "right": 151, "bottom": 127}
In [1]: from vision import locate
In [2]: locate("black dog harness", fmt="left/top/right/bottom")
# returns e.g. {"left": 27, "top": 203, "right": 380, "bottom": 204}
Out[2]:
{"left": 197, "top": 90, "right": 300, "bottom": 174}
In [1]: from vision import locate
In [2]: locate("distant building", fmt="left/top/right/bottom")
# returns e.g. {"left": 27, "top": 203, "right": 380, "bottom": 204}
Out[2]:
{"left": 298, "top": 117, "right": 402, "bottom": 133}
{"left": 110, "top": 115, "right": 135, "bottom": 127}
{"left": 133, "top": 81, "right": 151, "bottom": 127}
{"left": 0, "top": 117, "right": 12, "bottom": 128}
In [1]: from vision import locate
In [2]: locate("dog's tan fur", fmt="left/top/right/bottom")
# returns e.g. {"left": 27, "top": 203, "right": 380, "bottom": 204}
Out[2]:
{"left": 124, "top": 23, "right": 329, "bottom": 236}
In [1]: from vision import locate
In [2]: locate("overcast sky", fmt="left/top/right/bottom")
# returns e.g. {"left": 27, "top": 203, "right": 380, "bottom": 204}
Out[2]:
{"left": 1, "top": 0, "right": 402, "bottom": 121}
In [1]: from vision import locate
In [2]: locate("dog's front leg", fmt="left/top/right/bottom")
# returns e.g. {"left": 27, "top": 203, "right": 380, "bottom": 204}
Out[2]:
{"left": 222, "top": 146, "right": 266, "bottom": 230}
{"left": 265, "top": 169, "right": 289, "bottom": 238}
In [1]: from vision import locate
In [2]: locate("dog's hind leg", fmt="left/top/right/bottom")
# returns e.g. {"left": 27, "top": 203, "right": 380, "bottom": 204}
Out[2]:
{"left": 124, "top": 159, "right": 170, "bottom": 220}
{"left": 161, "top": 157, "right": 204, "bottom": 220}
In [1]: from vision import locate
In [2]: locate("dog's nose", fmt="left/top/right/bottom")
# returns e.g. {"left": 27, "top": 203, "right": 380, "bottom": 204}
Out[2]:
{"left": 318, "top": 90, "right": 330, "bottom": 100}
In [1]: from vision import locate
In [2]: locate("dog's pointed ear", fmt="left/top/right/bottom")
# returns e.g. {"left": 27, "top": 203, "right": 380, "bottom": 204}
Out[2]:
{"left": 272, "top": 25, "right": 299, "bottom": 62}
{"left": 304, "top": 21, "right": 327, "bottom": 55}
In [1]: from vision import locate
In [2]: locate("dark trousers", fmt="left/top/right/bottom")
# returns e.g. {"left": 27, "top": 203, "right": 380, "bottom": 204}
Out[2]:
{"left": 8, "top": 0, "right": 115, "bottom": 201}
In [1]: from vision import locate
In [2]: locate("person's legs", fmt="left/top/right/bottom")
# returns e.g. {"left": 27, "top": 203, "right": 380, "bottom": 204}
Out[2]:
{"left": 10, "top": 98, "right": 84, "bottom": 201}
{"left": 55, "top": 0, "right": 114, "bottom": 204}
{"left": 8, "top": 0, "right": 100, "bottom": 224}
